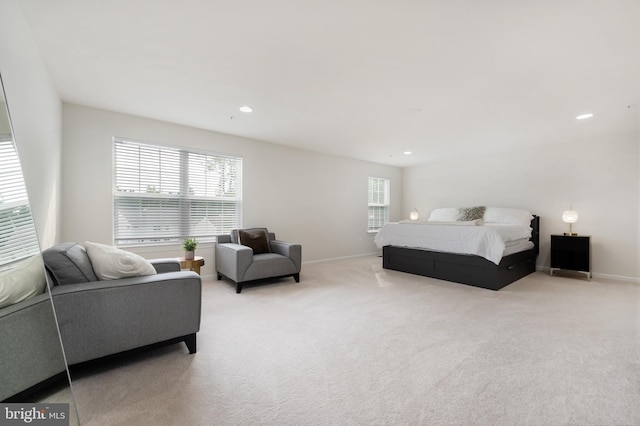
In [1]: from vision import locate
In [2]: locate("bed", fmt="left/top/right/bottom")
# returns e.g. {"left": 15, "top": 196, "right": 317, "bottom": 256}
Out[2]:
{"left": 375, "top": 207, "right": 540, "bottom": 290}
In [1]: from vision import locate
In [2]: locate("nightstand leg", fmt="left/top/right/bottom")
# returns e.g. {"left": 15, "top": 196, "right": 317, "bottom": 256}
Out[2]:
{"left": 549, "top": 268, "right": 591, "bottom": 281}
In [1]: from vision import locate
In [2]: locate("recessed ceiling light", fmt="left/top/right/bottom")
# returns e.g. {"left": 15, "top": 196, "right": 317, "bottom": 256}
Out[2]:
{"left": 576, "top": 113, "right": 594, "bottom": 120}
{"left": 239, "top": 106, "right": 253, "bottom": 113}
{"left": 404, "top": 151, "right": 412, "bottom": 155}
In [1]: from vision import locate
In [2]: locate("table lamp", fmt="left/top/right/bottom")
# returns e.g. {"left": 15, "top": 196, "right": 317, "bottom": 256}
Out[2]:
{"left": 562, "top": 208, "right": 578, "bottom": 236}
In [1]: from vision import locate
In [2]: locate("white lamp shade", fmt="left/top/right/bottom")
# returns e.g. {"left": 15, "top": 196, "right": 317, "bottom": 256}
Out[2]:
{"left": 409, "top": 209, "right": 419, "bottom": 221}
{"left": 562, "top": 210, "right": 579, "bottom": 224}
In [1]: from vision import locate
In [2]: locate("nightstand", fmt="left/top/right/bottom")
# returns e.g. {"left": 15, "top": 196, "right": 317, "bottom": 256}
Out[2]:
{"left": 549, "top": 235, "right": 591, "bottom": 280}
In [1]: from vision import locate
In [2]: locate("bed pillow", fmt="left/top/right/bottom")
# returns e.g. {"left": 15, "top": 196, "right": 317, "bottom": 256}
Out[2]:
{"left": 238, "top": 229, "right": 271, "bottom": 254}
{"left": 84, "top": 241, "right": 156, "bottom": 280}
{"left": 0, "top": 255, "right": 47, "bottom": 308}
{"left": 457, "top": 206, "right": 486, "bottom": 221}
{"left": 428, "top": 208, "right": 459, "bottom": 222}
{"left": 484, "top": 207, "right": 533, "bottom": 226}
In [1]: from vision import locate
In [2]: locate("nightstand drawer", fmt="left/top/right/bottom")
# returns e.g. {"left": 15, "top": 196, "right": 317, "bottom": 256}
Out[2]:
{"left": 551, "top": 235, "right": 590, "bottom": 252}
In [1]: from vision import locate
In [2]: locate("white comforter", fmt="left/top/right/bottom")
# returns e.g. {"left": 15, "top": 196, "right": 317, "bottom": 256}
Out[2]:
{"left": 374, "top": 222, "right": 532, "bottom": 265}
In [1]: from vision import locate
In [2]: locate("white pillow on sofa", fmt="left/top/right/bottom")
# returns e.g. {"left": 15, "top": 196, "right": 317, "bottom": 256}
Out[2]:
{"left": 0, "top": 255, "right": 47, "bottom": 308}
{"left": 84, "top": 241, "right": 156, "bottom": 280}
{"left": 484, "top": 207, "right": 533, "bottom": 226}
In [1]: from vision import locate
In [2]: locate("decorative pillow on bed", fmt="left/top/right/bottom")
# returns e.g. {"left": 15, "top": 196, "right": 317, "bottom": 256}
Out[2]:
{"left": 484, "top": 207, "right": 533, "bottom": 226}
{"left": 84, "top": 241, "right": 156, "bottom": 280}
{"left": 428, "top": 208, "right": 459, "bottom": 222}
{"left": 457, "top": 206, "right": 486, "bottom": 221}
{"left": 238, "top": 229, "right": 271, "bottom": 254}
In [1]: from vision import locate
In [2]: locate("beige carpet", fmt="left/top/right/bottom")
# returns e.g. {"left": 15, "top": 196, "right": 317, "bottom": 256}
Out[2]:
{"left": 68, "top": 255, "right": 640, "bottom": 425}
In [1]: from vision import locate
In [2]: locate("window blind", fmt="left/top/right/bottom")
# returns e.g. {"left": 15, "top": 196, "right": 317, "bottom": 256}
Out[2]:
{"left": 368, "top": 177, "right": 389, "bottom": 233}
{"left": 0, "top": 136, "right": 40, "bottom": 271}
{"left": 113, "top": 138, "right": 242, "bottom": 246}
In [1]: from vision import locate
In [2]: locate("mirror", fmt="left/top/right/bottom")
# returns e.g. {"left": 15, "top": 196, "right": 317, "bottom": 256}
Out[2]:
{"left": 0, "top": 73, "right": 78, "bottom": 424}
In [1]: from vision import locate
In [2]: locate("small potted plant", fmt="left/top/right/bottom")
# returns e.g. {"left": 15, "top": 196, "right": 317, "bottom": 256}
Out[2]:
{"left": 182, "top": 238, "right": 198, "bottom": 260}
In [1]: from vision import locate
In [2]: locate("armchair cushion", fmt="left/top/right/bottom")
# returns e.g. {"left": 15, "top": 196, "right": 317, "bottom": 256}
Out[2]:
{"left": 242, "top": 253, "right": 297, "bottom": 282}
{"left": 238, "top": 229, "right": 271, "bottom": 254}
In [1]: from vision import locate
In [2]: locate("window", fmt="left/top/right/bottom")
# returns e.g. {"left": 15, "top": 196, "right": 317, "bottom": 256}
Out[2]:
{"left": 368, "top": 177, "right": 389, "bottom": 233}
{"left": 0, "top": 136, "right": 40, "bottom": 271}
{"left": 113, "top": 138, "right": 242, "bottom": 246}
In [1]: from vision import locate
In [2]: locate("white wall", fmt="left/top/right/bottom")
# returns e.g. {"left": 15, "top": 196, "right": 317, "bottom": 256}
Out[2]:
{"left": 0, "top": 0, "right": 62, "bottom": 248}
{"left": 61, "top": 104, "right": 402, "bottom": 277}
{"left": 403, "top": 116, "right": 639, "bottom": 281}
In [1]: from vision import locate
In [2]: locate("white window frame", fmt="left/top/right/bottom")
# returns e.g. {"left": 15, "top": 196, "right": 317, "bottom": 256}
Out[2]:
{"left": 113, "top": 137, "right": 242, "bottom": 247}
{"left": 368, "top": 177, "right": 390, "bottom": 233}
{"left": 0, "top": 135, "right": 40, "bottom": 271}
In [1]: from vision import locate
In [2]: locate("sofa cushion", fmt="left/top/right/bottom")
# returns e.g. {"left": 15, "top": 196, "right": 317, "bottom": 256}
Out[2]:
{"left": 84, "top": 241, "right": 157, "bottom": 280}
{"left": 0, "top": 255, "right": 47, "bottom": 308}
{"left": 238, "top": 229, "right": 271, "bottom": 254}
{"left": 42, "top": 242, "right": 99, "bottom": 286}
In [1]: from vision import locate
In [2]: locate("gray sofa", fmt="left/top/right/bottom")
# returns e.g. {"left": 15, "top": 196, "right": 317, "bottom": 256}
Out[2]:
{"left": 42, "top": 243, "right": 201, "bottom": 366}
{"left": 0, "top": 292, "right": 67, "bottom": 401}
{"left": 215, "top": 228, "right": 301, "bottom": 293}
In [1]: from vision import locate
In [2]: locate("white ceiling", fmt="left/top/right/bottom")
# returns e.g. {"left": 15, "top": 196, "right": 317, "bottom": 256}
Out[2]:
{"left": 19, "top": 0, "right": 640, "bottom": 167}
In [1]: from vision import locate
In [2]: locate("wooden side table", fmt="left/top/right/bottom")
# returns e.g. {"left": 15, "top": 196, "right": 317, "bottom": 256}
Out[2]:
{"left": 178, "top": 256, "right": 205, "bottom": 275}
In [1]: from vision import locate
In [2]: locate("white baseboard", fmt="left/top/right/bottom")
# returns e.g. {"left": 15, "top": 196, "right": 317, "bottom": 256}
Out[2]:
{"left": 303, "top": 252, "right": 381, "bottom": 265}
{"left": 536, "top": 265, "right": 640, "bottom": 283}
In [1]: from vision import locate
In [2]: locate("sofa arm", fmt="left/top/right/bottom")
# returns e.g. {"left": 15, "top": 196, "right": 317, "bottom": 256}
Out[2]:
{"left": 0, "top": 293, "right": 67, "bottom": 400}
{"left": 50, "top": 271, "right": 201, "bottom": 365}
{"left": 270, "top": 240, "right": 302, "bottom": 272}
{"left": 151, "top": 258, "right": 181, "bottom": 273}
{"left": 215, "top": 243, "right": 253, "bottom": 282}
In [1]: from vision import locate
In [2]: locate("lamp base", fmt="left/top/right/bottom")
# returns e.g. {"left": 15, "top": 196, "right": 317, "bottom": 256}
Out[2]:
{"left": 563, "top": 232, "right": 578, "bottom": 236}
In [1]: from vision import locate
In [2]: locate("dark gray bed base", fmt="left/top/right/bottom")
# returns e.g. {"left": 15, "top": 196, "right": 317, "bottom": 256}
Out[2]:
{"left": 382, "top": 216, "right": 540, "bottom": 291}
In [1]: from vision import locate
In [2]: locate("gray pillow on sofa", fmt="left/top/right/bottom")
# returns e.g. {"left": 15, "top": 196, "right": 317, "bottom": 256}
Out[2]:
{"left": 42, "top": 242, "right": 99, "bottom": 286}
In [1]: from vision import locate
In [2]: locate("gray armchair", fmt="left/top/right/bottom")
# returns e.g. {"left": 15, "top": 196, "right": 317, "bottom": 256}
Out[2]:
{"left": 215, "top": 228, "right": 301, "bottom": 293}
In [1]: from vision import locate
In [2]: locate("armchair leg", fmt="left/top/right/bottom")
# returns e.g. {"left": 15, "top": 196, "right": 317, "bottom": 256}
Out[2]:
{"left": 184, "top": 333, "right": 197, "bottom": 354}
{"left": 236, "top": 282, "right": 243, "bottom": 293}
{"left": 217, "top": 273, "right": 222, "bottom": 281}
{"left": 294, "top": 273, "right": 300, "bottom": 283}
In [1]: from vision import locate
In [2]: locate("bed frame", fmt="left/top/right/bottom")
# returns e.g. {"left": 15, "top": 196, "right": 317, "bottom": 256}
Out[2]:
{"left": 382, "top": 215, "right": 540, "bottom": 290}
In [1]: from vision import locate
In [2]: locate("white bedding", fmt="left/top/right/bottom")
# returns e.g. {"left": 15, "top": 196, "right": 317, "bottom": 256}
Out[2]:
{"left": 374, "top": 222, "right": 532, "bottom": 265}
{"left": 503, "top": 240, "right": 535, "bottom": 257}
